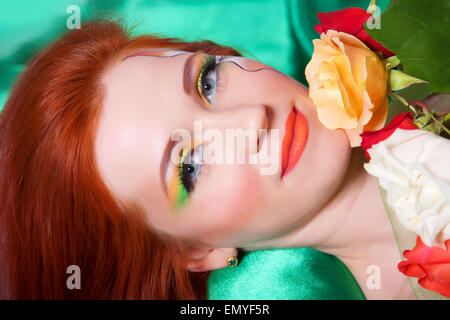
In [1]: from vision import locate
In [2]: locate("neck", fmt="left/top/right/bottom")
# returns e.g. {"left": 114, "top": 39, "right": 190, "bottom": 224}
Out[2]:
{"left": 243, "top": 148, "right": 416, "bottom": 299}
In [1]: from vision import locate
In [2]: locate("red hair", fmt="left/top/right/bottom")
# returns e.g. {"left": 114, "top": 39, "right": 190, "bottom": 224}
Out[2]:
{"left": 0, "top": 19, "right": 240, "bottom": 299}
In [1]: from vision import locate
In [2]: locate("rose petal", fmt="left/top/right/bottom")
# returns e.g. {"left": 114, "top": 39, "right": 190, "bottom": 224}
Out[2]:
{"left": 354, "top": 29, "right": 395, "bottom": 58}
{"left": 315, "top": 7, "right": 395, "bottom": 58}
{"left": 398, "top": 236, "right": 450, "bottom": 298}
{"left": 361, "top": 112, "right": 417, "bottom": 159}
{"left": 316, "top": 8, "right": 372, "bottom": 35}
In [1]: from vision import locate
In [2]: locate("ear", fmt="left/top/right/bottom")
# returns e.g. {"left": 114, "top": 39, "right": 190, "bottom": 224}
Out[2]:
{"left": 186, "top": 247, "right": 238, "bottom": 272}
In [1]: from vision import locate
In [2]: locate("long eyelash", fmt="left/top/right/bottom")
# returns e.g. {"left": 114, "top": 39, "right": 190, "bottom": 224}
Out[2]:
{"left": 196, "top": 55, "right": 224, "bottom": 104}
{"left": 176, "top": 147, "right": 206, "bottom": 196}
{"left": 177, "top": 154, "right": 190, "bottom": 193}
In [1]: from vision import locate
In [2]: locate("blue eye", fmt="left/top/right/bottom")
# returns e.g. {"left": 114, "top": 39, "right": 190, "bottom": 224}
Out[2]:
{"left": 197, "top": 55, "right": 224, "bottom": 105}
{"left": 178, "top": 144, "right": 204, "bottom": 194}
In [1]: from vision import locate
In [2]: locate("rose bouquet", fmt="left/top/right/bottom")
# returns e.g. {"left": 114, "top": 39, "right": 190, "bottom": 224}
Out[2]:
{"left": 305, "top": 0, "right": 450, "bottom": 298}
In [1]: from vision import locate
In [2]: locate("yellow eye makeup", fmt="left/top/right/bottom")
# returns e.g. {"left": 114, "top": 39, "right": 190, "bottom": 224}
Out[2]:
{"left": 194, "top": 54, "right": 224, "bottom": 106}
{"left": 168, "top": 142, "right": 205, "bottom": 210}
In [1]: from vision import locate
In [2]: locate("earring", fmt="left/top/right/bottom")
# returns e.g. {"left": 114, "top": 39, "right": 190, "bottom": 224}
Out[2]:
{"left": 226, "top": 256, "right": 239, "bottom": 267}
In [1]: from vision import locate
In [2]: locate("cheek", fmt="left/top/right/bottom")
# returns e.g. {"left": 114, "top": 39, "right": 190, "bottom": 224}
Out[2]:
{"left": 288, "top": 98, "right": 352, "bottom": 215}
{"left": 189, "top": 164, "right": 263, "bottom": 242}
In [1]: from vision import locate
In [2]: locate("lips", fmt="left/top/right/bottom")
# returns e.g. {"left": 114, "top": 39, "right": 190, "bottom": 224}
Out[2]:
{"left": 281, "top": 107, "right": 308, "bottom": 178}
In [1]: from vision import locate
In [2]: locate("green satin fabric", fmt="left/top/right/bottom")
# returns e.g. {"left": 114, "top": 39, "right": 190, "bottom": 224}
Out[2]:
{"left": 0, "top": 0, "right": 391, "bottom": 299}
{"left": 0, "top": 0, "right": 389, "bottom": 111}
{"left": 208, "top": 248, "right": 365, "bottom": 300}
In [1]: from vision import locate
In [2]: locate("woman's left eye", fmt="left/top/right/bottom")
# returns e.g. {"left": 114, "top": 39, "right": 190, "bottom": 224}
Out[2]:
{"left": 178, "top": 143, "right": 204, "bottom": 196}
{"left": 196, "top": 55, "right": 224, "bottom": 105}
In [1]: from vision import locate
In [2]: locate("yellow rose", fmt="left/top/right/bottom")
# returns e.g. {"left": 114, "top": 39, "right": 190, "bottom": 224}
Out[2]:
{"left": 305, "top": 30, "right": 388, "bottom": 147}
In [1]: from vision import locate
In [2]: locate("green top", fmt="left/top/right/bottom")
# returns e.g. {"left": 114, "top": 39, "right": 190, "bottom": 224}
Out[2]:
{"left": 208, "top": 248, "right": 365, "bottom": 300}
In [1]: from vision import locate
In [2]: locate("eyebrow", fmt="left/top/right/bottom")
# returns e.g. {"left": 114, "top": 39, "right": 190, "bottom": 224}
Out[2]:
{"left": 183, "top": 52, "right": 197, "bottom": 97}
{"left": 123, "top": 50, "right": 198, "bottom": 97}
{"left": 122, "top": 50, "right": 188, "bottom": 61}
{"left": 160, "top": 139, "right": 177, "bottom": 198}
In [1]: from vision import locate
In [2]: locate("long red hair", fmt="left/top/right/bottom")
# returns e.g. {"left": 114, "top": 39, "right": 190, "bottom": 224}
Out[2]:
{"left": 0, "top": 19, "right": 241, "bottom": 299}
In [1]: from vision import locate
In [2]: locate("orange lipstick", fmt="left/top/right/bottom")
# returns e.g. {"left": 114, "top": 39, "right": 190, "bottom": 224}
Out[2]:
{"left": 281, "top": 107, "right": 308, "bottom": 178}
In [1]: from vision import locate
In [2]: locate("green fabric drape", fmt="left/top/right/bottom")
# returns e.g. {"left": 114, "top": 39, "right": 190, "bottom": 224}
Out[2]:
{"left": 0, "top": 0, "right": 389, "bottom": 110}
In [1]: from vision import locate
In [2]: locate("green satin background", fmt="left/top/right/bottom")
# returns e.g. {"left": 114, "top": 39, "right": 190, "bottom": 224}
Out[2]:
{"left": 0, "top": 0, "right": 390, "bottom": 299}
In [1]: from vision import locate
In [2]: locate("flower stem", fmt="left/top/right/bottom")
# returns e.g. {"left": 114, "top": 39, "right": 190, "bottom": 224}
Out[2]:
{"left": 389, "top": 93, "right": 450, "bottom": 136}
{"left": 390, "top": 92, "right": 409, "bottom": 107}
{"left": 410, "top": 101, "right": 450, "bottom": 136}
{"left": 410, "top": 100, "right": 430, "bottom": 112}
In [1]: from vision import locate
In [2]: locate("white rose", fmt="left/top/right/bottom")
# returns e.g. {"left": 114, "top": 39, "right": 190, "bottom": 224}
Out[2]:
{"left": 364, "top": 129, "right": 450, "bottom": 247}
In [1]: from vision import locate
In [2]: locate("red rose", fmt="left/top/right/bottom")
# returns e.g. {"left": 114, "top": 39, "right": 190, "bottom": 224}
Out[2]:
{"left": 398, "top": 236, "right": 450, "bottom": 298}
{"left": 361, "top": 112, "right": 417, "bottom": 159}
{"left": 314, "top": 7, "right": 395, "bottom": 58}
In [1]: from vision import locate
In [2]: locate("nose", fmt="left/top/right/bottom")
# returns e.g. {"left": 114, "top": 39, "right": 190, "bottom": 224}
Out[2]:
{"left": 200, "top": 105, "right": 269, "bottom": 156}
{"left": 202, "top": 104, "right": 269, "bottom": 133}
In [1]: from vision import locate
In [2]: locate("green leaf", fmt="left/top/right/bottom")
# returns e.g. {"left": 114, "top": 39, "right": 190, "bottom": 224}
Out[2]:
{"left": 422, "top": 121, "right": 442, "bottom": 135}
{"left": 389, "top": 69, "right": 427, "bottom": 91}
{"left": 445, "top": 113, "right": 450, "bottom": 122}
{"left": 365, "top": 0, "right": 450, "bottom": 93}
{"left": 384, "top": 56, "right": 400, "bottom": 70}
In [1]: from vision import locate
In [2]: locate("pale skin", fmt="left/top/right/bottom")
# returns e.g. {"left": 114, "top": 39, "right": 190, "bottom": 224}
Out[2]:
{"left": 95, "top": 49, "right": 416, "bottom": 299}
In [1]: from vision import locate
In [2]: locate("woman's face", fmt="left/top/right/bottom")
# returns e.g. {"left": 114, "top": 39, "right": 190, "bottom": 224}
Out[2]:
{"left": 95, "top": 49, "right": 351, "bottom": 248}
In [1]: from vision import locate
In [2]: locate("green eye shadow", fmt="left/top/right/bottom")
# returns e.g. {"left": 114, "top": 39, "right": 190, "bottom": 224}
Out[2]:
{"left": 168, "top": 148, "right": 189, "bottom": 210}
